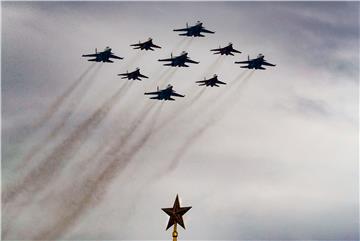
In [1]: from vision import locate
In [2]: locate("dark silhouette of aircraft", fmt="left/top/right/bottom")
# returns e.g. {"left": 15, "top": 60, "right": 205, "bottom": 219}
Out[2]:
{"left": 82, "top": 47, "right": 123, "bottom": 63}
{"left": 144, "top": 84, "right": 185, "bottom": 101}
{"left": 158, "top": 51, "right": 199, "bottom": 67}
{"left": 173, "top": 21, "right": 215, "bottom": 37}
{"left": 210, "top": 43, "right": 241, "bottom": 56}
{"left": 196, "top": 74, "right": 226, "bottom": 87}
{"left": 130, "top": 38, "right": 161, "bottom": 51}
{"left": 118, "top": 68, "right": 149, "bottom": 81}
{"left": 235, "top": 54, "right": 276, "bottom": 70}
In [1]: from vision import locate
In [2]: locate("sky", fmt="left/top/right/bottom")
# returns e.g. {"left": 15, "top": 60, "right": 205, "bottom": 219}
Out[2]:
{"left": 2, "top": 1, "right": 359, "bottom": 240}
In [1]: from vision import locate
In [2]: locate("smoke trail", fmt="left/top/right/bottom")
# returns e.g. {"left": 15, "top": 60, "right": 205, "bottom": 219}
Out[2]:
{"left": 182, "top": 37, "right": 194, "bottom": 51}
{"left": 32, "top": 64, "right": 95, "bottom": 130}
{"left": 156, "top": 68, "right": 172, "bottom": 81}
{"left": 33, "top": 103, "right": 163, "bottom": 240}
{"left": 165, "top": 71, "right": 255, "bottom": 173}
{"left": 153, "top": 71, "right": 249, "bottom": 137}
{"left": 18, "top": 64, "right": 103, "bottom": 170}
{"left": 155, "top": 87, "right": 206, "bottom": 130}
{"left": 188, "top": 87, "right": 206, "bottom": 105}
{"left": 3, "top": 81, "right": 132, "bottom": 205}
{"left": 170, "top": 38, "right": 188, "bottom": 53}
{"left": 144, "top": 70, "right": 254, "bottom": 186}
{"left": 158, "top": 68, "right": 178, "bottom": 87}
{"left": 201, "top": 55, "right": 224, "bottom": 77}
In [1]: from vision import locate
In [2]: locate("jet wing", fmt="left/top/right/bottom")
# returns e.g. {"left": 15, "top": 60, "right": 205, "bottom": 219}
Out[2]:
{"left": 82, "top": 53, "right": 98, "bottom": 57}
{"left": 173, "top": 28, "right": 189, "bottom": 32}
{"left": 130, "top": 43, "right": 142, "bottom": 47}
{"left": 158, "top": 58, "right": 173, "bottom": 62}
{"left": 201, "top": 28, "right": 215, "bottom": 34}
{"left": 232, "top": 49, "right": 242, "bottom": 53}
{"left": 145, "top": 91, "right": 161, "bottom": 95}
{"left": 216, "top": 80, "right": 226, "bottom": 85}
{"left": 110, "top": 54, "right": 123, "bottom": 60}
{"left": 262, "top": 61, "right": 276, "bottom": 66}
{"left": 151, "top": 44, "right": 161, "bottom": 49}
{"left": 138, "top": 73, "right": 149, "bottom": 78}
{"left": 150, "top": 96, "right": 161, "bottom": 100}
{"left": 235, "top": 60, "right": 250, "bottom": 64}
{"left": 171, "top": 92, "right": 185, "bottom": 97}
{"left": 195, "top": 80, "right": 207, "bottom": 83}
{"left": 185, "top": 58, "right": 199, "bottom": 64}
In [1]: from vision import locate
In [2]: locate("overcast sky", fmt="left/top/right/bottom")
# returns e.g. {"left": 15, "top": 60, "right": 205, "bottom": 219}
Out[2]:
{"left": 2, "top": 1, "right": 359, "bottom": 240}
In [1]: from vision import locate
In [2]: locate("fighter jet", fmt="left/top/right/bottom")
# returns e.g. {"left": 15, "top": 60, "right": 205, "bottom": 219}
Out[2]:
{"left": 235, "top": 54, "right": 276, "bottom": 70}
{"left": 130, "top": 38, "right": 161, "bottom": 51}
{"left": 196, "top": 74, "right": 226, "bottom": 87}
{"left": 82, "top": 47, "right": 123, "bottom": 63}
{"left": 158, "top": 51, "right": 199, "bottom": 67}
{"left": 144, "top": 84, "right": 185, "bottom": 101}
{"left": 118, "top": 68, "right": 149, "bottom": 81}
{"left": 210, "top": 43, "right": 241, "bottom": 56}
{"left": 173, "top": 21, "right": 215, "bottom": 37}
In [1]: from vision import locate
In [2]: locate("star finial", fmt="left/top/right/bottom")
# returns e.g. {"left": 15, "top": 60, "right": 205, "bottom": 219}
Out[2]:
{"left": 162, "top": 194, "right": 192, "bottom": 230}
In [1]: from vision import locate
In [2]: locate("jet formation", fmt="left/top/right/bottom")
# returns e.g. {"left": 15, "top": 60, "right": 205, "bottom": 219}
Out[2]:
{"left": 82, "top": 21, "right": 276, "bottom": 101}
{"left": 82, "top": 47, "right": 123, "bottom": 63}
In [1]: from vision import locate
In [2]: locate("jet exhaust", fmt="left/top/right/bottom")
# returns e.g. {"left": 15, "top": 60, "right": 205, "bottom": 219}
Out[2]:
{"left": 3, "top": 81, "right": 132, "bottom": 205}
{"left": 30, "top": 103, "right": 163, "bottom": 240}
{"left": 18, "top": 64, "right": 103, "bottom": 171}
{"left": 32, "top": 64, "right": 95, "bottom": 131}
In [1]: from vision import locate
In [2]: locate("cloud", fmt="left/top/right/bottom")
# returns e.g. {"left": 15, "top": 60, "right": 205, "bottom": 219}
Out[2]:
{"left": 2, "top": 1, "right": 358, "bottom": 240}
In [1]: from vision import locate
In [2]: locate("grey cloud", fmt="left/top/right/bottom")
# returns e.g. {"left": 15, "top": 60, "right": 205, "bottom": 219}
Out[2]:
{"left": 2, "top": 1, "right": 358, "bottom": 240}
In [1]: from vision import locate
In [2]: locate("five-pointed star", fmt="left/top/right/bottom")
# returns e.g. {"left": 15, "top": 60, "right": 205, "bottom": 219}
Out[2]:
{"left": 162, "top": 195, "right": 192, "bottom": 230}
